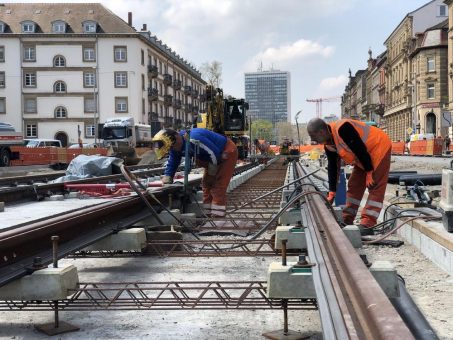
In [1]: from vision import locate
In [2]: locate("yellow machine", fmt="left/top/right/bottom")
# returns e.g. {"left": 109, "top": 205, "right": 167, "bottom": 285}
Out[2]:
{"left": 198, "top": 85, "right": 249, "bottom": 159}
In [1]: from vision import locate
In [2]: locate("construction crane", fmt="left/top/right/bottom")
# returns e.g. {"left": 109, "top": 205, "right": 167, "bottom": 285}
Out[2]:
{"left": 306, "top": 96, "right": 341, "bottom": 118}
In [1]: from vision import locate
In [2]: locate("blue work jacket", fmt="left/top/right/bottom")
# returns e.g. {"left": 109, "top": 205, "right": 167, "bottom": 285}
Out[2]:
{"left": 164, "top": 128, "right": 227, "bottom": 177}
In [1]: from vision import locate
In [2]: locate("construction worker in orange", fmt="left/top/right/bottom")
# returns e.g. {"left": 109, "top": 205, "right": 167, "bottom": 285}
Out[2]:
{"left": 152, "top": 128, "right": 238, "bottom": 217}
{"left": 307, "top": 118, "right": 391, "bottom": 235}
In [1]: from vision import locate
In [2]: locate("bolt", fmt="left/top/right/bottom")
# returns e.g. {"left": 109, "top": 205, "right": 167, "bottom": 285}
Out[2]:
{"left": 281, "top": 239, "right": 287, "bottom": 266}
{"left": 51, "top": 235, "right": 59, "bottom": 268}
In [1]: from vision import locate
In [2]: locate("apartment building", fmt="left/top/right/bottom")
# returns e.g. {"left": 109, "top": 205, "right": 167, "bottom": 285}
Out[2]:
{"left": 383, "top": 0, "right": 447, "bottom": 141}
{"left": 0, "top": 3, "right": 205, "bottom": 146}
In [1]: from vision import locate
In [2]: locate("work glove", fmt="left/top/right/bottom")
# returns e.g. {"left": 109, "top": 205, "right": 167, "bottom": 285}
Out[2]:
{"left": 327, "top": 191, "right": 336, "bottom": 204}
{"left": 207, "top": 163, "right": 218, "bottom": 176}
{"left": 161, "top": 175, "right": 173, "bottom": 184}
{"left": 365, "top": 171, "right": 375, "bottom": 189}
{"left": 203, "top": 175, "right": 216, "bottom": 187}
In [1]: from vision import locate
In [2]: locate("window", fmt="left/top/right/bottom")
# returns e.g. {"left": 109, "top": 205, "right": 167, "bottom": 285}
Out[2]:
{"left": 141, "top": 74, "right": 145, "bottom": 90}
{"left": 53, "top": 55, "right": 65, "bottom": 67}
{"left": 23, "top": 46, "right": 36, "bottom": 61}
{"left": 114, "top": 46, "right": 127, "bottom": 62}
{"left": 21, "top": 21, "right": 35, "bottom": 33}
{"left": 115, "top": 97, "right": 128, "bottom": 113}
{"left": 24, "top": 98, "right": 37, "bottom": 113}
{"left": 427, "top": 57, "right": 435, "bottom": 72}
{"left": 26, "top": 124, "right": 37, "bottom": 137}
{"left": 83, "top": 47, "right": 95, "bottom": 62}
{"left": 86, "top": 124, "right": 95, "bottom": 137}
{"left": 114, "top": 72, "right": 128, "bottom": 87}
{"left": 427, "top": 84, "right": 435, "bottom": 99}
{"left": 0, "top": 46, "right": 4, "bottom": 62}
{"left": 54, "top": 81, "right": 66, "bottom": 93}
{"left": 0, "top": 72, "right": 4, "bottom": 88}
{"left": 141, "top": 49, "right": 144, "bottom": 65}
{"left": 438, "top": 5, "right": 447, "bottom": 17}
{"left": 52, "top": 20, "right": 66, "bottom": 33}
{"left": 24, "top": 72, "right": 36, "bottom": 87}
{"left": 0, "top": 98, "right": 5, "bottom": 114}
{"left": 84, "top": 97, "right": 96, "bottom": 112}
{"left": 55, "top": 106, "right": 67, "bottom": 118}
{"left": 84, "top": 72, "right": 96, "bottom": 87}
{"left": 83, "top": 21, "right": 97, "bottom": 33}
{"left": 0, "top": 22, "right": 4, "bottom": 33}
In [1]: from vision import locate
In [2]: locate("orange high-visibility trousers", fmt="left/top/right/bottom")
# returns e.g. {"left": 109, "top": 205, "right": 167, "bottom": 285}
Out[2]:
{"left": 202, "top": 138, "right": 238, "bottom": 216}
{"left": 343, "top": 149, "right": 391, "bottom": 228}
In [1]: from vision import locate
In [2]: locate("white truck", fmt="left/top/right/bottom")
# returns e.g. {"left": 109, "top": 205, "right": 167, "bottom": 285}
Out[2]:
{"left": 0, "top": 122, "right": 23, "bottom": 166}
{"left": 101, "top": 117, "right": 153, "bottom": 164}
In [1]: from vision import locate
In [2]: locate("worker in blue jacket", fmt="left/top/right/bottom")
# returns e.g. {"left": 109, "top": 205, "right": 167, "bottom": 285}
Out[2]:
{"left": 152, "top": 128, "right": 238, "bottom": 217}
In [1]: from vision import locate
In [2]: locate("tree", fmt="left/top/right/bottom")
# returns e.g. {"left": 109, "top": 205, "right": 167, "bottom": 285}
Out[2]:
{"left": 251, "top": 119, "right": 273, "bottom": 142}
{"left": 200, "top": 61, "right": 222, "bottom": 88}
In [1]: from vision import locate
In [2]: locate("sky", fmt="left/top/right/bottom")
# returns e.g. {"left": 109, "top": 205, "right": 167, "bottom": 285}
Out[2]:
{"left": 11, "top": 0, "right": 433, "bottom": 122}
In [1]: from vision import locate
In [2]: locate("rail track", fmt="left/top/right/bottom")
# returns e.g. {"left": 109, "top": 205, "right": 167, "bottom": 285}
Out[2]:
{"left": 0, "top": 157, "right": 428, "bottom": 338}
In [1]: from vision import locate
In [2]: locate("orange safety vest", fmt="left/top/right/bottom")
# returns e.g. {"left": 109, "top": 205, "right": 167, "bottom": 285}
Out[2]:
{"left": 329, "top": 119, "right": 391, "bottom": 170}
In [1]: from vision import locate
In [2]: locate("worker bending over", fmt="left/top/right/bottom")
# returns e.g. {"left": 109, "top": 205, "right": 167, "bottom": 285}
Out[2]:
{"left": 152, "top": 128, "right": 238, "bottom": 217}
{"left": 307, "top": 118, "right": 391, "bottom": 235}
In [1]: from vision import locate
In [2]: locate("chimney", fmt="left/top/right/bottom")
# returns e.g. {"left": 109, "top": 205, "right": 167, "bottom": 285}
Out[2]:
{"left": 128, "top": 12, "right": 132, "bottom": 26}
{"left": 142, "top": 23, "right": 147, "bottom": 31}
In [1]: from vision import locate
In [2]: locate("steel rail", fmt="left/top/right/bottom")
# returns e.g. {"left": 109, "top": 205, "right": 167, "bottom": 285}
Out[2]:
{"left": 0, "top": 281, "right": 317, "bottom": 311}
{"left": 295, "top": 162, "right": 414, "bottom": 339}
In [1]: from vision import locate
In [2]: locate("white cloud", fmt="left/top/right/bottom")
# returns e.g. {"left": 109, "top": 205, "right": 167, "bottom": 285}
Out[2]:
{"left": 244, "top": 39, "right": 334, "bottom": 71}
{"left": 319, "top": 75, "right": 348, "bottom": 92}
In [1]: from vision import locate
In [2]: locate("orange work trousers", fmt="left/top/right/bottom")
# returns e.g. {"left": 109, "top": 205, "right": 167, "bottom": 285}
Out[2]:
{"left": 343, "top": 148, "right": 391, "bottom": 228}
{"left": 202, "top": 138, "right": 238, "bottom": 217}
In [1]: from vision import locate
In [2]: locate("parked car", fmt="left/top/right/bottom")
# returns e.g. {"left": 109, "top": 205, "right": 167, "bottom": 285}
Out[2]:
{"left": 25, "top": 139, "right": 62, "bottom": 148}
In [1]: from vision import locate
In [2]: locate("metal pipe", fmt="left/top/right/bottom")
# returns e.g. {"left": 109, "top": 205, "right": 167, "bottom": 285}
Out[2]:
{"left": 281, "top": 239, "right": 287, "bottom": 266}
{"left": 51, "top": 235, "right": 59, "bottom": 268}
{"left": 398, "top": 174, "right": 442, "bottom": 186}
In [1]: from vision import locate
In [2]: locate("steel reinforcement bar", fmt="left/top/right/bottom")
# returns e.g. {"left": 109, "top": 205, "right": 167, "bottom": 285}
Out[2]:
{"left": 0, "top": 281, "right": 317, "bottom": 311}
{"left": 295, "top": 162, "right": 414, "bottom": 339}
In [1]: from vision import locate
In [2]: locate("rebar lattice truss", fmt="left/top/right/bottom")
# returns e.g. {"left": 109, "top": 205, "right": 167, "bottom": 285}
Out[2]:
{"left": 0, "top": 281, "right": 317, "bottom": 311}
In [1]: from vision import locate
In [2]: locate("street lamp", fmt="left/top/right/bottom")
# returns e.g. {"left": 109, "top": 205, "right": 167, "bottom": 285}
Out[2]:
{"left": 295, "top": 110, "right": 302, "bottom": 147}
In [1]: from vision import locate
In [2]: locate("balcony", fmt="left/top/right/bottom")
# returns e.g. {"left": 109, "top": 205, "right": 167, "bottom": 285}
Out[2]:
{"left": 149, "top": 111, "right": 159, "bottom": 122}
{"left": 184, "top": 85, "right": 192, "bottom": 96}
{"left": 147, "top": 87, "right": 158, "bottom": 101}
{"left": 164, "top": 95, "right": 173, "bottom": 106}
{"left": 173, "top": 99, "right": 182, "bottom": 109}
{"left": 163, "top": 74, "right": 173, "bottom": 86}
{"left": 148, "top": 65, "right": 158, "bottom": 78}
{"left": 173, "top": 79, "right": 182, "bottom": 90}
{"left": 184, "top": 103, "right": 193, "bottom": 113}
{"left": 199, "top": 93, "right": 207, "bottom": 102}
{"left": 191, "top": 89, "right": 199, "bottom": 99}
{"left": 175, "top": 119, "right": 182, "bottom": 128}
{"left": 192, "top": 106, "right": 199, "bottom": 113}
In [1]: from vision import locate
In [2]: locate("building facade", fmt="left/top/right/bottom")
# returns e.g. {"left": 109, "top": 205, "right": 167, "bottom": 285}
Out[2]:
{"left": 0, "top": 3, "right": 205, "bottom": 146}
{"left": 383, "top": 0, "right": 447, "bottom": 141}
{"left": 244, "top": 70, "right": 291, "bottom": 126}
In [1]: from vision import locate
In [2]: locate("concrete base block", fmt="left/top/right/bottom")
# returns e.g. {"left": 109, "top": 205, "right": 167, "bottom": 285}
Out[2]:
{"left": 0, "top": 201, "right": 4, "bottom": 212}
{"left": 180, "top": 212, "right": 196, "bottom": 220}
{"left": 343, "top": 225, "right": 362, "bottom": 248}
{"left": 266, "top": 262, "right": 315, "bottom": 299}
{"left": 278, "top": 209, "right": 302, "bottom": 226}
{"left": 134, "top": 209, "right": 181, "bottom": 226}
{"left": 84, "top": 228, "right": 147, "bottom": 251}
{"left": 370, "top": 261, "right": 399, "bottom": 298}
{"left": 145, "top": 227, "right": 183, "bottom": 253}
{"left": 274, "top": 226, "right": 306, "bottom": 250}
{"left": 47, "top": 195, "right": 64, "bottom": 201}
{"left": 185, "top": 202, "right": 204, "bottom": 217}
{"left": 0, "top": 265, "right": 79, "bottom": 300}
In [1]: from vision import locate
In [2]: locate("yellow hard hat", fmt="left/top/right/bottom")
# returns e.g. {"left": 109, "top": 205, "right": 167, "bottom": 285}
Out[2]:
{"left": 152, "top": 128, "right": 178, "bottom": 160}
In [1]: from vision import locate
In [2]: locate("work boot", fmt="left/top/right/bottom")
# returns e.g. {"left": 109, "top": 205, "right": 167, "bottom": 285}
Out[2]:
{"left": 358, "top": 224, "right": 374, "bottom": 236}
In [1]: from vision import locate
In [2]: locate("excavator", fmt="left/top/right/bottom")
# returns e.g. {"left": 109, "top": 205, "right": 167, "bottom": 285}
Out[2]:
{"left": 197, "top": 85, "right": 249, "bottom": 159}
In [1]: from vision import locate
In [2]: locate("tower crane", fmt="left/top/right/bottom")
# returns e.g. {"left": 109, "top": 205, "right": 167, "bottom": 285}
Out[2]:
{"left": 306, "top": 96, "right": 341, "bottom": 118}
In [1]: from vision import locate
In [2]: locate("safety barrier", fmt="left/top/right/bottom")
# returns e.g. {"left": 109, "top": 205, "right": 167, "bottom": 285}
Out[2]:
{"left": 409, "top": 138, "right": 443, "bottom": 156}
{"left": 391, "top": 141, "right": 405, "bottom": 155}
{"left": 10, "top": 147, "right": 109, "bottom": 166}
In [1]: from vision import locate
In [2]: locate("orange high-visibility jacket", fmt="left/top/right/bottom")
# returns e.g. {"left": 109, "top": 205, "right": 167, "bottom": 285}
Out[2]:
{"left": 328, "top": 119, "right": 391, "bottom": 170}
